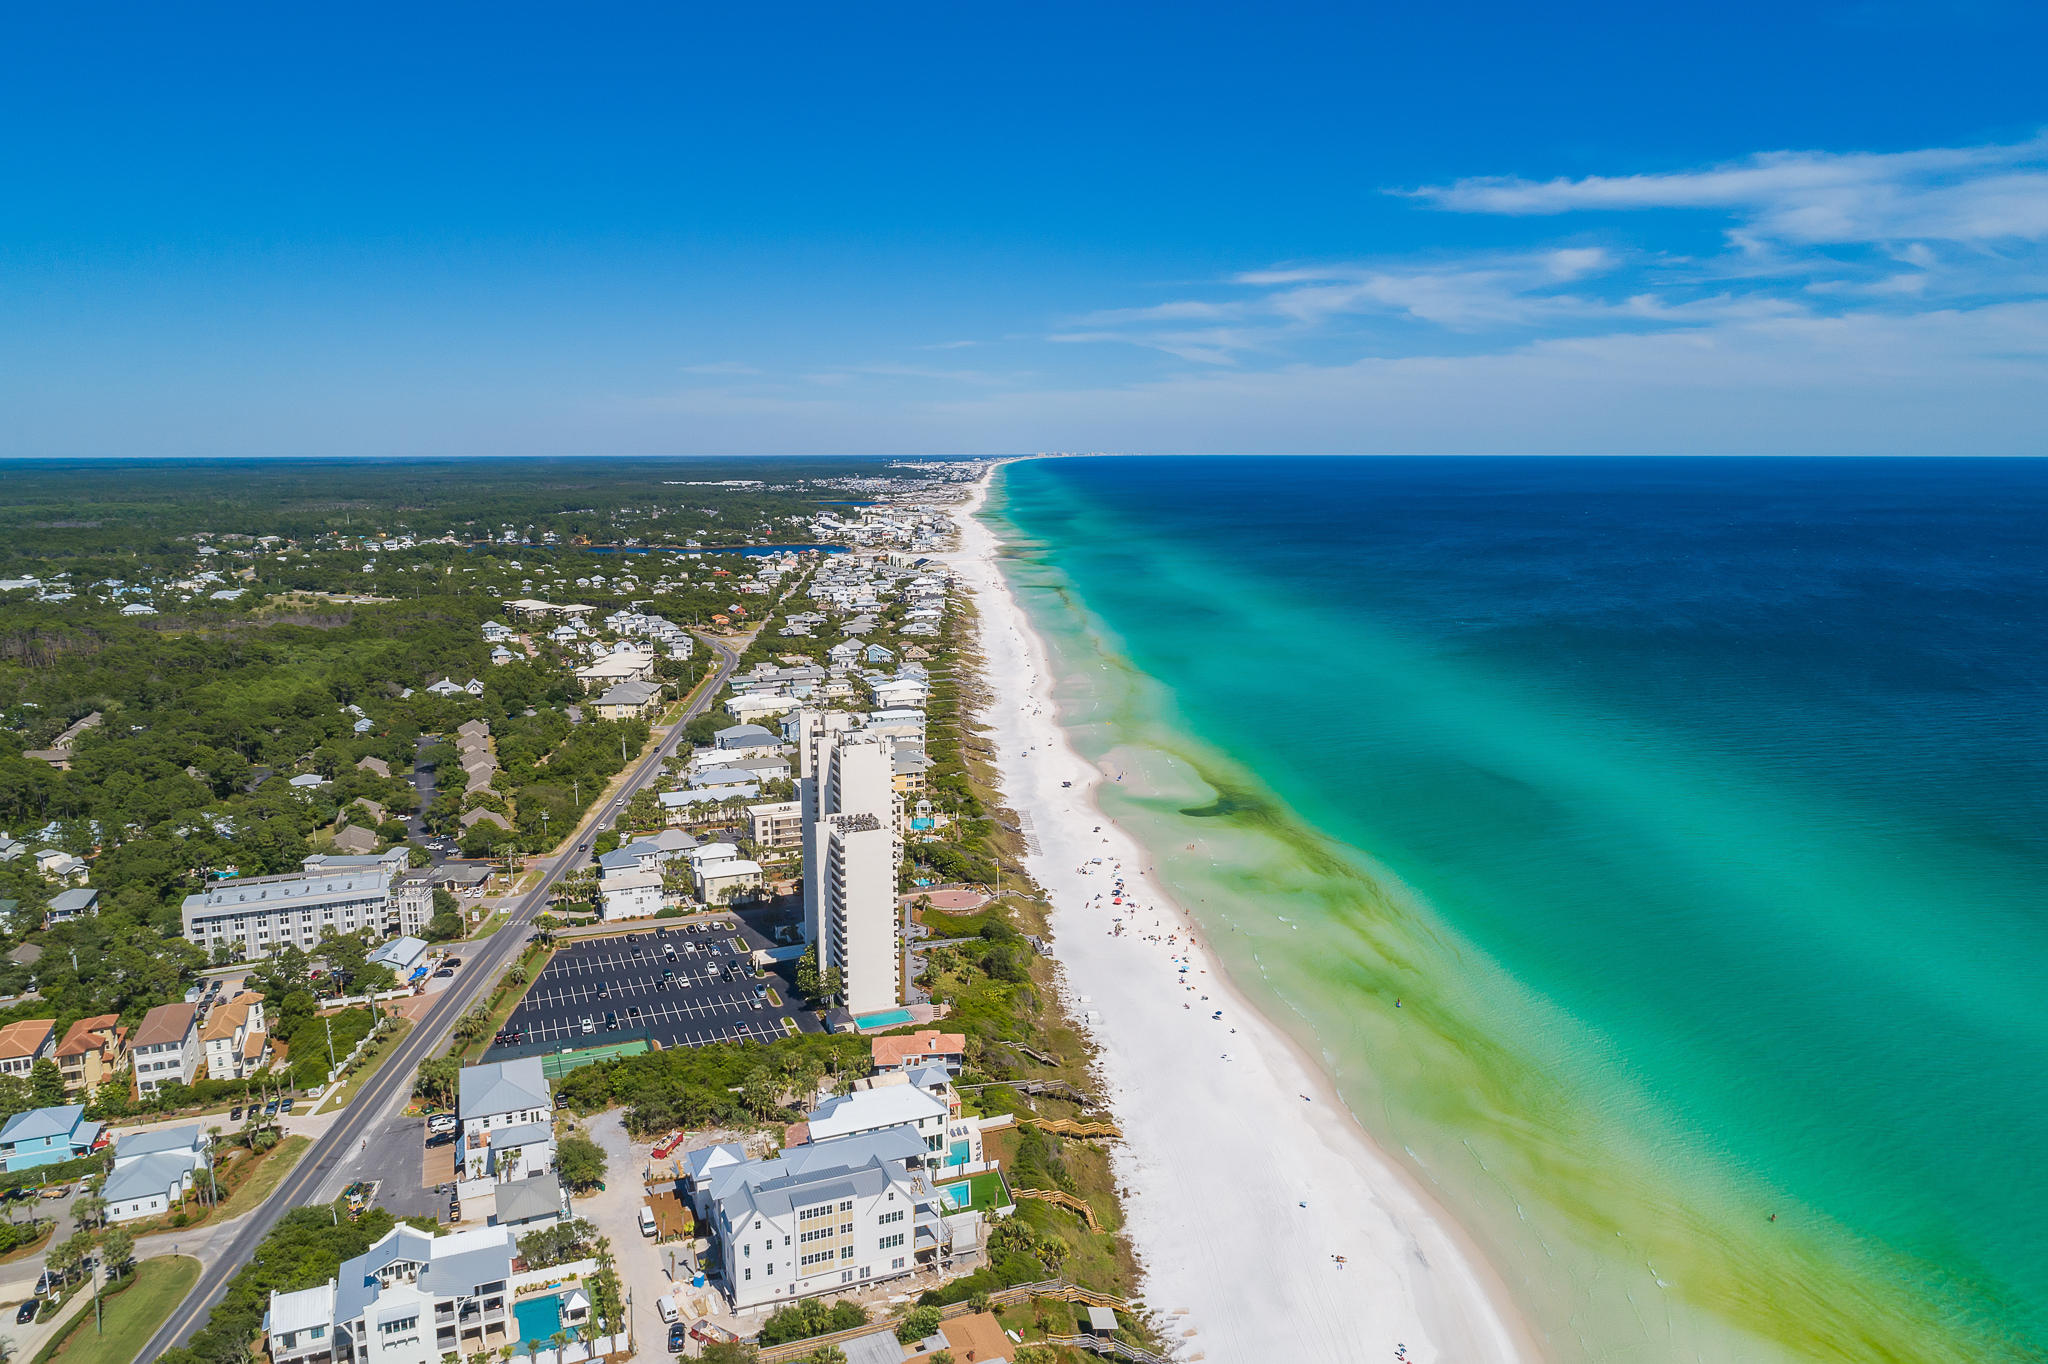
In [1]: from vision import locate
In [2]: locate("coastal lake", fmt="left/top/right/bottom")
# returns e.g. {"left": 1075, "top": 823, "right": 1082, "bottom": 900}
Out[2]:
{"left": 991, "top": 455, "right": 2048, "bottom": 1364}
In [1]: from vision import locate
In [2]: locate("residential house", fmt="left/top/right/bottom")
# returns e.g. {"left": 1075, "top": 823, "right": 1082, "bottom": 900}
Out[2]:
{"left": 574, "top": 647, "right": 657, "bottom": 693}
{"left": 694, "top": 1125, "right": 962, "bottom": 1312}
{"left": 34, "top": 849, "right": 88, "bottom": 882}
{"left": 599, "top": 868, "right": 663, "bottom": 921}
{"left": 660, "top": 784, "right": 759, "bottom": 823}
{"left": 591, "top": 678, "right": 664, "bottom": 721}
{"left": 0, "top": 1104, "right": 102, "bottom": 1172}
{"left": 456, "top": 1058, "right": 556, "bottom": 1205}
{"left": 0, "top": 1018, "right": 55, "bottom": 1079}
{"left": 43, "top": 886, "right": 99, "bottom": 928}
{"left": 458, "top": 808, "right": 510, "bottom": 835}
{"left": 201, "top": 991, "right": 271, "bottom": 1082}
{"left": 802, "top": 1073, "right": 983, "bottom": 1174}
{"left": 330, "top": 824, "right": 380, "bottom": 856}
{"left": 132, "top": 1002, "right": 203, "bottom": 1095}
{"left": 368, "top": 935, "right": 429, "bottom": 977}
{"left": 491, "top": 1171, "right": 566, "bottom": 1232}
{"left": 713, "top": 723, "right": 782, "bottom": 752}
{"left": 104, "top": 1124, "right": 210, "bottom": 1222}
{"left": 870, "top": 1030, "right": 966, "bottom": 1076}
{"left": 264, "top": 1224, "right": 523, "bottom": 1364}
{"left": 54, "top": 1015, "right": 127, "bottom": 1095}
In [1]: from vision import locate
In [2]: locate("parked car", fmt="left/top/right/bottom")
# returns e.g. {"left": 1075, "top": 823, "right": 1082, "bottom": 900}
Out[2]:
{"left": 16, "top": 1299, "right": 37, "bottom": 1323}
{"left": 555, "top": 1092, "right": 570, "bottom": 1110}
{"left": 280, "top": 1098, "right": 295, "bottom": 1113}
{"left": 229, "top": 1105, "right": 244, "bottom": 1121}
{"left": 581, "top": 1016, "right": 595, "bottom": 1034}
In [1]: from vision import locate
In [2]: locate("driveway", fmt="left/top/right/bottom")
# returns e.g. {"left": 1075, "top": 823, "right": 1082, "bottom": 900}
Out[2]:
{"left": 577, "top": 1110, "right": 693, "bottom": 1351}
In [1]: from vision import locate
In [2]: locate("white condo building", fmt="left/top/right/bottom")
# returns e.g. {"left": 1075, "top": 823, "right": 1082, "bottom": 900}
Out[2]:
{"left": 180, "top": 867, "right": 395, "bottom": 959}
{"left": 799, "top": 720, "right": 903, "bottom": 1018}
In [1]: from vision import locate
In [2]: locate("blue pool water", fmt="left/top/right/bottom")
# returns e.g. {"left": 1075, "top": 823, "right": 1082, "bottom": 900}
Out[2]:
{"left": 513, "top": 1294, "right": 562, "bottom": 1350}
{"left": 857, "top": 1008, "right": 915, "bottom": 1029}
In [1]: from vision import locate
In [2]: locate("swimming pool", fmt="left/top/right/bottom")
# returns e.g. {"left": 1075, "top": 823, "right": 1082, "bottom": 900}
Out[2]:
{"left": 855, "top": 1008, "right": 914, "bottom": 1029}
{"left": 513, "top": 1294, "right": 562, "bottom": 1350}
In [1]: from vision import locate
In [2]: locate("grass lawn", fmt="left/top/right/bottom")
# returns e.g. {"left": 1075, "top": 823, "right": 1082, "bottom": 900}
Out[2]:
{"left": 216, "top": 1136, "right": 311, "bottom": 1220}
{"left": 466, "top": 906, "right": 515, "bottom": 940}
{"left": 936, "top": 1168, "right": 1011, "bottom": 1213}
{"left": 320, "top": 1018, "right": 415, "bottom": 1110}
{"left": 42, "top": 1254, "right": 200, "bottom": 1364}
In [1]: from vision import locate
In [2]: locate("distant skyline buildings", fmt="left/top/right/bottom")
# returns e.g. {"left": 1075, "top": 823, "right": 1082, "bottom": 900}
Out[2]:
{"left": 3, "top": 5, "right": 2045, "bottom": 456}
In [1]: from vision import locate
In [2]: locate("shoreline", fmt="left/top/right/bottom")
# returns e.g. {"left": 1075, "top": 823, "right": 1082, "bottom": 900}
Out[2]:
{"left": 941, "top": 462, "right": 1542, "bottom": 1364}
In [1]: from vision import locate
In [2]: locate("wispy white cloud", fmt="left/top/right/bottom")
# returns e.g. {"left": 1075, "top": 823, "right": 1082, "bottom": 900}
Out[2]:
{"left": 607, "top": 136, "right": 2048, "bottom": 455}
{"left": 1407, "top": 133, "right": 2048, "bottom": 245}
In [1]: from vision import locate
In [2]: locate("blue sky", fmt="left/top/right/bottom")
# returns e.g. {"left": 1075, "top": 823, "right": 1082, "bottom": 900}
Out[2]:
{"left": 4, "top": 2, "right": 2046, "bottom": 455}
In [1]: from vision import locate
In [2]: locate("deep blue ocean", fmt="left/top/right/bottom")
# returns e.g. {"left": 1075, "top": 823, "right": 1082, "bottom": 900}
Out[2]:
{"left": 995, "top": 455, "right": 2048, "bottom": 1360}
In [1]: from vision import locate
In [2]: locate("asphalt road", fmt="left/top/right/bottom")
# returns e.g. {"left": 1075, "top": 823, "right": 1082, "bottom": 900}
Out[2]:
{"left": 140, "top": 632, "right": 744, "bottom": 1358}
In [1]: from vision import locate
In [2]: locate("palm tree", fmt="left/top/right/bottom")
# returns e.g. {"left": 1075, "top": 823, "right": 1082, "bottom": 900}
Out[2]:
{"left": 70, "top": 1194, "right": 106, "bottom": 1232}
{"left": 0, "top": 1335, "right": 17, "bottom": 1364}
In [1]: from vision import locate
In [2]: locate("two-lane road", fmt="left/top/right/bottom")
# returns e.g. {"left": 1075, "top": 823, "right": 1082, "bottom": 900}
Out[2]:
{"left": 141, "top": 633, "right": 744, "bottom": 1357}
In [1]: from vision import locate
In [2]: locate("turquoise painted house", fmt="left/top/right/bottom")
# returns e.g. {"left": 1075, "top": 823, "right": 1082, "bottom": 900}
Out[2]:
{"left": 0, "top": 1104, "right": 102, "bottom": 1172}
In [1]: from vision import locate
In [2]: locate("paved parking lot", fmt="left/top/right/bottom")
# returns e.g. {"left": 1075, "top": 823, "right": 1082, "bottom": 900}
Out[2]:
{"left": 486, "top": 919, "right": 819, "bottom": 1057}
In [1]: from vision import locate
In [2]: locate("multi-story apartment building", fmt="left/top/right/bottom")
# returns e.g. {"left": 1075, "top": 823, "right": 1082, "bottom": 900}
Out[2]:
{"left": 131, "top": 1002, "right": 201, "bottom": 1096}
{"left": 265, "top": 1224, "right": 530, "bottom": 1364}
{"left": 180, "top": 868, "right": 394, "bottom": 959}
{"left": 690, "top": 1125, "right": 950, "bottom": 1313}
{"left": 54, "top": 1014, "right": 126, "bottom": 1095}
{"left": 200, "top": 991, "right": 270, "bottom": 1081}
{"left": 799, "top": 721, "right": 903, "bottom": 1019}
{"left": 747, "top": 800, "right": 803, "bottom": 850}
{"left": 391, "top": 870, "right": 435, "bottom": 939}
{"left": 0, "top": 1018, "right": 55, "bottom": 1080}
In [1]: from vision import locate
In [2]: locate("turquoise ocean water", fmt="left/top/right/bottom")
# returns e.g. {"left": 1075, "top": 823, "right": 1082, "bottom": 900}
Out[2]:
{"left": 988, "top": 456, "right": 2048, "bottom": 1362}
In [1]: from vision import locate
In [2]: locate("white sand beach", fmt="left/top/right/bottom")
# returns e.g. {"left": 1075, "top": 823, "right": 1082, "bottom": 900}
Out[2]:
{"left": 941, "top": 465, "right": 1537, "bottom": 1364}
